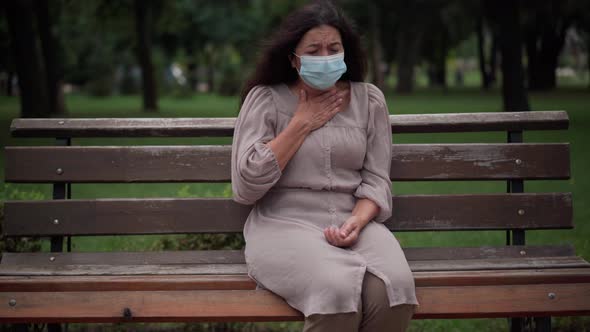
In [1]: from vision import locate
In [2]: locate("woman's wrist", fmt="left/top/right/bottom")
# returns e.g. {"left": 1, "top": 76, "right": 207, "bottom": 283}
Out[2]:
{"left": 266, "top": 116, "right": 312, "bottom": 171}
{"left": 288, "top": 116, "right": 313, "bottom": 136}
{"left": 351, "top": 198, "right": 380, "bottom": 229}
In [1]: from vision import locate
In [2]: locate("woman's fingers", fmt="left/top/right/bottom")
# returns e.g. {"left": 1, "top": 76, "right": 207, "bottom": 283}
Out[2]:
{"left": 324, "top": 226, "right": 358, "bottom": 248}
{"left": 341, "top": 231, "right": 357, "bottom": 246}
{"left": 315, "top": 88, "right": 339, "bottom": 103}
{"left": 329, "top": 226, "right": 341, "bottom": 245}
{"left": 325, "top": 226, "right": 340, "bottom": 246}
{"left": 321, "top": 90, "right": 348, "bottom": 107}
{"left": 325, "top": 96, "right": 343, "bottom": 112}
{"left": 318, "top": 91, "right": 340, "bottom": 108}
{"left": 298, "top": 89, "right": 307, "bottom": 103}
{"left": 327, "top": 226, "right": 340, "bottom": 246}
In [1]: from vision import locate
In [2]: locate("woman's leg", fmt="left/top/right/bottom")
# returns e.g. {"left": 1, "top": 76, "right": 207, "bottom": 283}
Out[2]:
{"left": 302, "top": 270, "right": 415, "bottom": 332}
{"left": 359, "top": 271, "right": 416, "bottom": 332}
{"left": 302, "top": 293, "right": 363, "bottom": 332}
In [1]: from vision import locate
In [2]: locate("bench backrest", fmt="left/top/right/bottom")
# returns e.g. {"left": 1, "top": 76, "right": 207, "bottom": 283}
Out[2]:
{"left": 3, "top": 111, "right": 571, "bottom": 243}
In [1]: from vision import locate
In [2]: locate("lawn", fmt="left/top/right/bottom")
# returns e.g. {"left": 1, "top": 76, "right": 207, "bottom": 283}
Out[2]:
{"left": 1, "top": 86, "right": 589, "bottom": 331}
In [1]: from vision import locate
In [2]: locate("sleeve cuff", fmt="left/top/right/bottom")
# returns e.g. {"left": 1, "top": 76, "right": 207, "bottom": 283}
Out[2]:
{"left": 232, "top": 141, "right": 282, "bottom": 205}
{"left": 353, "top": 183, "right": 392, "bottom": 223}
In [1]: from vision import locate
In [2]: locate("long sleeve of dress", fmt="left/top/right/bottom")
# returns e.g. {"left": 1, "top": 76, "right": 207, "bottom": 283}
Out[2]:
{"left": 353, "top": 84, "right": 393, "bottom": 223}
{"left": 231, "top": 85, "right": 282, "bottom": 205}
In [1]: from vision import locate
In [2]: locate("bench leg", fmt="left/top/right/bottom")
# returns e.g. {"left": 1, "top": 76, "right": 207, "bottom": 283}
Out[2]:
{"left": 47, "top": 323, "right": 62, "bottom": 332}
{"left": 11, "top": 324, "right": 30, "bottom": 332}
{"left": 509, "top": 317, "right": 551, "bottom": 332}
{"left": 510, "top": 317, "right": 525, "bottom": 332}
{"left": 534, "top": 317, "right": 551, "bottom": 332}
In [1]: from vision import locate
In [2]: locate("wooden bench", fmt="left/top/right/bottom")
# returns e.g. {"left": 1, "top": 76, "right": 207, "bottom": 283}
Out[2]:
{"left": 2, "top": 110, "right": 590, "bottom": 331}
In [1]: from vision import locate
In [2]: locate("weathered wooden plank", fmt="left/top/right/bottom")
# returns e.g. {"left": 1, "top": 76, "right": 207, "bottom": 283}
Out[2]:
{"left": 9, "top": 111, "right": 569, "bottom": 138}
{"left": 0, "top": 245, "right": 575, "bottom": 266}
{"left": 0, "top": 256, "right": 587, "bottom": 276}
{"left": 5, "top": 146, "right": 231, "bottom": 183}
{"left": 2, "top": 193, "right": 573, "bottom": 236}
{"left": 4, "top": 143, "right": 570, "bottom": 182}
{"left": 413, "top": 268, "right": 590, "bottom": 287}
{"left": 388, "top": 193, "right": 573, "bottom": 231}
{"left": 409, "top": 256, "right": 590, "bottom": 271}
{"left": 389, "top": 111, "right": 569, "bottom": 133}
{"left": 415, "top": 283, "right": 590, "bottom": 319}
{"left": 1, "top": 250, "right": 248, "bottom": 266}
{"left": 1, "top": 268, "right": 589, "bottom": 292}
{"left": 0, "top": 282, "right": 588, "bottom": 322}
{"left": 10, "top": 117, "right": 238, "bottom": 138}
{"left": 390, "top": 143, "right": 570, "bottom": 180}
{"left": 0, "top": 264, "right": 248, "bottom": 275}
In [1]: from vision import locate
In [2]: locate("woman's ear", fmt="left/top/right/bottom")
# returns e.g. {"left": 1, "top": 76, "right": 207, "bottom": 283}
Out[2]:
{"left": 289, "top": 54, "right": 297, "bottom": 70}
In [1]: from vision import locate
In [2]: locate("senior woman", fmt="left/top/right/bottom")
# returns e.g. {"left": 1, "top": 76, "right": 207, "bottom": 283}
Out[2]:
{"left": 231, "top": 1, "right": 419, "bottom": 331}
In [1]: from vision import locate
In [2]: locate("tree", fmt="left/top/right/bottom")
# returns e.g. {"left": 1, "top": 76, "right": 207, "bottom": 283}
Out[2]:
{"left": 492, "top": 0, "right": 530, "bottom": 111}
{"left": 394, "top": 0, "right": 425, "bottom": 93}
{"left": 476, "top": 10, "right": 498, "bottom": 90}
{"left": 134, "top": 0, "right": 158, "bottom": 111}
{"left": 571, "top": 0, "right": 590, "bottom": 88}
{"left": 4, "top": 0, "right": 49, "bottom": 117}
{"left": 367, "top": 2, "right": 385, "bottom": 89}
{"left": 35, "top": 0, "right": 67, "bottom": 116}
{"left": 523, "top": 0, "right": 575, "bottom": 91}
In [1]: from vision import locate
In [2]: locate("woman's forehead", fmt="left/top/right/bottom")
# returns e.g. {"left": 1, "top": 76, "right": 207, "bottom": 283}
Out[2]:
{"left": 299, "top": 25, "right": 342, "bottom": 47}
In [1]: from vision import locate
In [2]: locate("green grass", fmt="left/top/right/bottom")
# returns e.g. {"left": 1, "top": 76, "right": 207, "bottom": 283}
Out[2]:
{"left": 1, "top": 86, "right": 589, "bottom": 331}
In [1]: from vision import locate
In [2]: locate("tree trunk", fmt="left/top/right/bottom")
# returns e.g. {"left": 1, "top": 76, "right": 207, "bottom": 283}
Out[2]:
{"left": 5, "top": 0, "right": 49, "bottom": 118}
{"left": 498, "top": 0, "right": 530, "bottom": 112}
{"left": 477, "top": 17, "right": 492, "bottom": 89}
{"left": 525, "top": 1, "right": 570, "bottom": 91}
{"left": 35, "top": 0, "right": 67, "bottom": 116}
{"left": 490, "top": 30, "right": 498, "bottom": 84}
{"left": 185, "top": 45, "right": 198, "bottom": 92}
{"left": 368, "top": 3, "right": 384, "bottom": 89}
{"left": 428, "top": 42, "right": 447, "bottom": 89}
{"left": 535, "top": 24, "right": 566, "bottom": 90}
{"left": 525, "top": 28, "right": 539, "bottom": 89}
{"left": 395, "top": 26, "right": 422, "bottom": 94}
{"left": 477, "top": 16, "right": 499, "bottom": 90}
{"left": 6, "top": 71, "right": 14, "bottom": 96}
{"left": 587, "top": 34, "right": 590, "bottom": 89}
{"left": 207, "top": 49, "right": 215, "bottom": 93}
{"left": 134, "top": 0, "right": 158, "bottom": 112}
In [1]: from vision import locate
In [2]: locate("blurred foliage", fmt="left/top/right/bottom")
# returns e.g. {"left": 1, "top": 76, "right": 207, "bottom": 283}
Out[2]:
{"left": 0, "top": 184, "right": 44, "bottom": 253}
{"left": 1, "top": 0, "right": 588, "bottom": 98}
{"left": 155, "top": 184, "right": 245, "bottom": 252}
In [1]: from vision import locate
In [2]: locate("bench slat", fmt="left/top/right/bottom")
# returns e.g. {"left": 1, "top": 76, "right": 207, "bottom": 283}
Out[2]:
{"left": 3, "top": 193, "right": 573, "bottom": 236}
{"left": 1, "top": 282, "right": 589, "bottom": 322}
{"left": 1, "top": 268, "right": 589, "bottom": 291}
{"left": 0, "top": 256, "right": 587, "bottom": 276}
{"left": 0, "top": 245, "right": 575, "bottom": 265}
{"left": 392, "top": 143, "right": 569, "bottom": 180}
{"left": 4, "top": 143, "right": 570, "bottom": 182}
{"left": 9, "top": 111, "right": 569, "bottom": 138}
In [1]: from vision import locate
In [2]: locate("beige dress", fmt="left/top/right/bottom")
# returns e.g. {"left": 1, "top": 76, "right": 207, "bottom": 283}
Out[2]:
{"left": 231, "top": 81, "right": 420, "bottom": 318}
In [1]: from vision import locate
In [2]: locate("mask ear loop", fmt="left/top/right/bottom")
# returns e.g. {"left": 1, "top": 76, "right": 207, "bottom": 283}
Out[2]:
{"left": 292, "top": 52, "right": 301, "bottom": 74}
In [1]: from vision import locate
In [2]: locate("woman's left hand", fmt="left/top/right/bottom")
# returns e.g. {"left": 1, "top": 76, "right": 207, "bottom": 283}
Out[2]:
{"left": 324, "top": 216, "right": 363, "bottom": 248}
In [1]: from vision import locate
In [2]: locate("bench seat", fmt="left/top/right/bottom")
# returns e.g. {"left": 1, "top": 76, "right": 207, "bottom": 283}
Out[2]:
{"left": 1, "top": 245, "right": 589, "bottom": 322}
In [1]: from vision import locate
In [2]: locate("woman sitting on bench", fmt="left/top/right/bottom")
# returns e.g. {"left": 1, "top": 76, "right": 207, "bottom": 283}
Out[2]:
{"left": 231, "top": 1, "right": 419, "bottom": 331}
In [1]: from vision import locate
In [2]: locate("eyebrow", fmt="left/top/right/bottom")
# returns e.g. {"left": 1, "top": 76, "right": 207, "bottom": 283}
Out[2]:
{"left": 305, "top": 42, "right": 343, "bottom": 48}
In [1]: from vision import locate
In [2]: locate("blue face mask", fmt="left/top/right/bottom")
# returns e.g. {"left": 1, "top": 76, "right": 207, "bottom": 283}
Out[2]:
{"left": 293, "top": 52, "right": 347, "bottom": 90}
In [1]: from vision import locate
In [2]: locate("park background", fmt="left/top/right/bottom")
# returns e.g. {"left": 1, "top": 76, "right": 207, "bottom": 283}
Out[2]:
{"left": 1, "top": 0, "right": 589, "bottom": 331}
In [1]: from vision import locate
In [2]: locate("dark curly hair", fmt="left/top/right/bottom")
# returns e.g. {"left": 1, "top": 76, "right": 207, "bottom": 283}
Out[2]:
{"left": 239, "top": 0, "right": 367, "bottom": 108}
